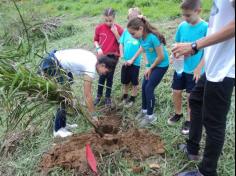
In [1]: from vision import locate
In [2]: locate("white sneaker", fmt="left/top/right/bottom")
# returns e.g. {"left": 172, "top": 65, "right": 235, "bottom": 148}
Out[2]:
{"left": 53, "top": 128, "right": 73, "bottom": 138}
{"left": 136, "top": 110, "right": 147, "bottom": 120}
{"left": 65, "top": 123, "right": 78, "bottom": 130}
{"left": 139, "top": 115, "right": 157, "bottom": 127}
{"left": 124, "top": 101, "right": 134, "bottom": 108}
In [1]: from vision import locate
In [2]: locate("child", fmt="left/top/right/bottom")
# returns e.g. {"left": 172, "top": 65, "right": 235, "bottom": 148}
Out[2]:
{"left": 94, "top": 8, "right": 124, "bottom": 107}
{"left": 119, "top": 7, "right": 143, "bottom": 108}
{"left": 168, "top": 0, "right": 208, "bottom": 135}
{"left": 127, "top": 16, "right": 169, "bottom": 127}
{"left": 39, "top": 49, "right": 117, "bottom": 138}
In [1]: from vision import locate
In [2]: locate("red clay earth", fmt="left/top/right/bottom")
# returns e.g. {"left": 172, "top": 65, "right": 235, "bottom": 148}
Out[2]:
{"left": 39, "top": 114, "right": 165, "bottom": 175}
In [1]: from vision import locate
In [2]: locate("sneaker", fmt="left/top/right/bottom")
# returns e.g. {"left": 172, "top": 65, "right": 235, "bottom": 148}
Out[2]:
{"left": 105, "top": 98, "right": 112, "bottom": 107}
{"left": 94, "top": 97, "right": 101, "bottom": 106}
{"left": 119, "top": 97, "right": 128, "bottom": 106}
{"left": 135, "top": 110, "right": 147, "bottom": 120}
{"left": 175, "top": 170, "right": 203, "bottom": 176}
{"left": 182, "top": 121, "right": 191, "bottom": 135}
{"left": 168, "top": 114, "right": 183, "bottom": 125}
{"left": 124, "top": 99, "right": 134, "bottom": 108}
{"left": 65, "top": 123, "right": 78, "bottom": 130}
{"left": 140, "top": 115, "right": 157, "bottom": 127}
{"left": 53, "top": 128, "right": 73, "bottom": 138}
{"left": 92, "top": 115, "right": 99, "bottom": 122}
{"left": 179, "top": 144, "right": 200, "bottom": 161}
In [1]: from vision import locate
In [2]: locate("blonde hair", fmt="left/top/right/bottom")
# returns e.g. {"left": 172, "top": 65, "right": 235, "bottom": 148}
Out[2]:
{"left": 128, "top": 7, "right": 142, "bottom": 20}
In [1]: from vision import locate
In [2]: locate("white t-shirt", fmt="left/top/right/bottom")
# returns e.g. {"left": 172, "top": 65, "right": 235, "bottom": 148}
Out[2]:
{"left": 55, "top": 49, "right": 97, "bottom": 79}
{"left": 204, "top": 0, "right": 235, "bottom": 82}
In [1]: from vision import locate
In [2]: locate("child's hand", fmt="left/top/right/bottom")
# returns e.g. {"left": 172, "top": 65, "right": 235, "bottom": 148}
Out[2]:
{"left": 97, "top": 48, "right": 104, "bottom": 58}
{"left": 145, "top": 68, "right": 152, "bottom": 80}
{"left": 126, "top": 59, "right": 134, "bottom": 66}
{"left": 169, "top": 54, "right": 174, "bottom": 64}
{"left": 193, "top": 66, "right": 202, "bottom": 83}
{"left": 111, "top": 24, "right": 118, "bottom": 35}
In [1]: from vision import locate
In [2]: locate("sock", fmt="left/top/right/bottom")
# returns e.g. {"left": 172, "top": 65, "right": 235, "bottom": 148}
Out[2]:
{"left": 142, "top": 109, "right": 147, "bottom": 114}
{"left": 176, "top": 113, "right": 183, "bottom": 117}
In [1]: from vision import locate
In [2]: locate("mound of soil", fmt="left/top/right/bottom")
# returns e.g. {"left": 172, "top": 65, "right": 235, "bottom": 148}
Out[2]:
{"left": 39, "top": 114, "right": 165, "bottom": 174}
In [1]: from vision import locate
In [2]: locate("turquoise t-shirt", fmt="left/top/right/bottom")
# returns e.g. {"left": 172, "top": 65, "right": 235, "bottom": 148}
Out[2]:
{"left": 140, "top": 33, "right": 169, "bottom": 68}
{"left": 119, "top": 29, "right": 142, "bottom": 67}
{"left": 176, "top": 20, "right": 208, "bottom": 74}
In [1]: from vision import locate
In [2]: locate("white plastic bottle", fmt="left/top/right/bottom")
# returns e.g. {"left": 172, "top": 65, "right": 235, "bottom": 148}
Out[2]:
{"left": 173, "top": 55, "right": 184, "bottom": 75}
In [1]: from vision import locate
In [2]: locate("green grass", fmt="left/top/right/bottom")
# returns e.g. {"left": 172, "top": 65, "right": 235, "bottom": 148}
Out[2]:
{"left": 0, "top": 0, "right": 235, "bottom": 176}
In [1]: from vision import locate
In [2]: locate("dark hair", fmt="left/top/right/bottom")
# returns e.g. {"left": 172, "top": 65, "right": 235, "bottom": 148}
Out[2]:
{"left": 127, "top": 17, "right": 167, "bottom": 45}
{"left": 104, "top": 8, "right": 116, "bottom": 17}
{"left": 181, "top": 0, "right": 202, "bottom": 10}
{"left": 97, "top": 56, "right": 117, "bottom": 71}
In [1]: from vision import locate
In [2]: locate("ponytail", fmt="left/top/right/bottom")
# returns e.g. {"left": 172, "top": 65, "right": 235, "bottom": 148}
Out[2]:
{"left": 127, "top": 16, "right": 167, "bottom": 45}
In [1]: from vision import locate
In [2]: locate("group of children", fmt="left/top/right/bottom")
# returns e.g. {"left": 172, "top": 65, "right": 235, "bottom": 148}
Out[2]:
{"left": 93, "top": 0, "right": 208, "bottom": 134}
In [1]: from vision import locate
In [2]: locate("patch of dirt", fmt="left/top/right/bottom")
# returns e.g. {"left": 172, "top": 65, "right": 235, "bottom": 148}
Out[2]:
{"left": 39, "top": 113, "right": 165, "bottom": 174}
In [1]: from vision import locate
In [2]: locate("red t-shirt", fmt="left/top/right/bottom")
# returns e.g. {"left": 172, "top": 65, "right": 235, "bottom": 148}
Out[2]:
{"left": 94, "top": 23, "right": 123, "bottom": 57}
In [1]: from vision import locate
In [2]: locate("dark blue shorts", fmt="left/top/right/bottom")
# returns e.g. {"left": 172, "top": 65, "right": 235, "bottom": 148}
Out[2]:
{"left": 121, "top": 65, "right": 140, "bottom": 86}
{"left": 171, "top": 72, "right": 196, "bottom": 93}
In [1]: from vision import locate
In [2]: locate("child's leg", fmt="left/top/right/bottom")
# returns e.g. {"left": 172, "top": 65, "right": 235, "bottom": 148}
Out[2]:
{"left": 146, "top": 67, "right": 168, "bottom": 116}
{"left": 121, "top": 65, "right": 130, "bottom": 99}
{"left": 123, "top": 85, "right": 129, "bottom": 97}
{"left": 187, "top": 93, "right": 191, "bottom": 121}
{"left": 131, "top": 85, "right": 138, "bottom": 97}
{"left": 173, "top": 90, "right": 183, "bottom": 115}
{"left": 171, "top": 72, "right": 186, "bottom": 115}
{"left": 97, "top": 75, "right": 106, "bottom": 97}
{"left": 168, "top": 72, "right": 185, "bottom": 125}
{"left": 106, "top": 69, "right": 115, "bottom": 98}
{"left": 130, "top": 65, "right": 140, "bottom": 101}
{"left": 105, "top": 55, "right": 118, "bottom": 99}
{"left": 54, "top": 107, "right": 73, "bottom": 138}
{"left": 142, "top": 78, "right": 148, "bottom": 111}
{"left": 54, "top": 107, "right": 66, "bottom": 132}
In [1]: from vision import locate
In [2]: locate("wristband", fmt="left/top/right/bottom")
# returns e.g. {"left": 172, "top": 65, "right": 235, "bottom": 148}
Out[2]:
{"left": 96, "top": 47, "right": 101, "bottom": 51}
{"left": 146, "top": 64, "right": 151, "bottom": 68}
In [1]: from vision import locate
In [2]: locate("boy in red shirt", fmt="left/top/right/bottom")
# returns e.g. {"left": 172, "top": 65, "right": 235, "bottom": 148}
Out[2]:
{"left": 94, "top": 8, "right": 124, "bottom": 107}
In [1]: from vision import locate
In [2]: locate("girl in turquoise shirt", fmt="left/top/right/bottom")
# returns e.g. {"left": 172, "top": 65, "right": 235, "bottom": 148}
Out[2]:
{"left": 127, "top": 16, "right": 169, "bottom": 127}
{"left": 119, "top": 8, "right": 143, "bottom": 108}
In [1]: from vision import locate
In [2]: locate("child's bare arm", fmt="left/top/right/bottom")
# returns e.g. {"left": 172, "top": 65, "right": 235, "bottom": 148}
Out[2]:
{"left": 194, "top": 58, "right": 205, "bottom": 82}
{"left": 94, "top": 41, "right": 103, "bottom": 58}
{"left": 150, "top": 46, "right": 164, "bottom": 69}
{"left": 119, "top": 44, "right": 124, "bottom": 58}
{"left": 127, "top": 47, "right": 143, "bottom": 66}
{"left": 111, "top": 25, "right": 121, "bottom": 41}
{"left": 143, "top": 52, "right": 148, "bottom": 65}
{"left": 94, "top": 41, "right": 100, "bottom": 49}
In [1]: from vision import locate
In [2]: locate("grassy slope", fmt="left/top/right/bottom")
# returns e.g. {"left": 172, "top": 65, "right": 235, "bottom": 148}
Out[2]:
{"left": 0, "top": 0, "right": 235, "bottom": 176}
